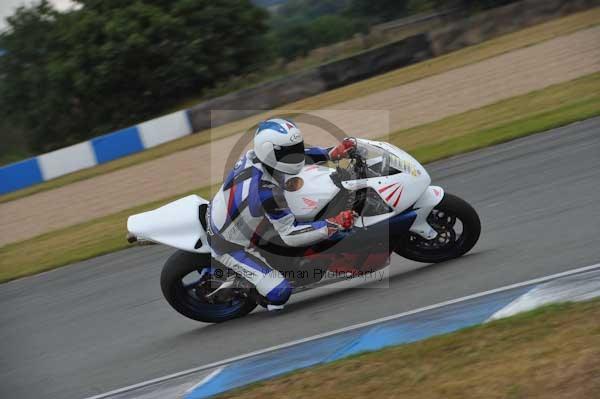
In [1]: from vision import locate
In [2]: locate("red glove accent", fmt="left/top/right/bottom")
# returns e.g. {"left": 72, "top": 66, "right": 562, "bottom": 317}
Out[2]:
{"left": 327, "top": 210, "right": 355, "bottom": 234}
{"left": 329, "top": 138, "right": 357, "bottom": 161}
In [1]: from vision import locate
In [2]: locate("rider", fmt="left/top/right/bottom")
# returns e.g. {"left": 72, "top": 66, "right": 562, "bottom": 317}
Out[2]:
{"left": 207, "top": 118, "right": 357, "bottom": 310}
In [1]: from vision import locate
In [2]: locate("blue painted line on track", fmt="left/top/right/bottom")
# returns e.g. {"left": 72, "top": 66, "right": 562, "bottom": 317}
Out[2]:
{"left": 185, "top": 285, "right": 533, "bottom": 399}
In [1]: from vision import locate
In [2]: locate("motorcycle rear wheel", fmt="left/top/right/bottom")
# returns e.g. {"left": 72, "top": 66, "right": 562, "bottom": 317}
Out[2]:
{"left": 395, "top": 193, "right": 480, "bottom": 263}
{"left": 160, "top": 250, "right": 257, "bottom": 323}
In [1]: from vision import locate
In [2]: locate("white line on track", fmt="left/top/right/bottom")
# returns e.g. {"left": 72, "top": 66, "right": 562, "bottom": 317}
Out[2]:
{"left": 183, "top": 367, "right": 224, "bottom": 395}
{"left": 84, "top": 262, "right": 600, "bottom": 399}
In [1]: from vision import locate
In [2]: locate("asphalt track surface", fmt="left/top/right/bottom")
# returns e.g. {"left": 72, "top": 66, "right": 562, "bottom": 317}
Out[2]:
{"left": 1, "top": 118, "right": 599, "bottom": 399}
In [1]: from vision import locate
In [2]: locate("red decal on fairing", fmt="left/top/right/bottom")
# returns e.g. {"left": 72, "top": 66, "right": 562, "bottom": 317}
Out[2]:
{"left": 378, "top": 183, "right": 396, "bottom": 193}
{"left": 286, "top": 122, "right": 295, "bottom": 130}
{"left": 433, "top": 188, "right": 441, "bottom": 197}
{"left": 385, "top": 186, "right": 400, "bottom": 201}
{"left": 393, "top": 187, "right": 404, "bottom": 207}
{"left": 302, "top": 197, "right": 318, "bottom": 208}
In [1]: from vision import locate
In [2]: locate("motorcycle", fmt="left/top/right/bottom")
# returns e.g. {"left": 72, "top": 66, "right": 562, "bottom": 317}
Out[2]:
{"left": 127, "top": 138, "right": 480, "bottom": 323}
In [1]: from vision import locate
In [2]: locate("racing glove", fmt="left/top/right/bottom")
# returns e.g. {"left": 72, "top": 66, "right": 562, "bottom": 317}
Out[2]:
{"left": 329, "top": 138, "right": 357, "bottom": 161}
{"left": 327, "top": 210, "right": 355, "bottom": 236}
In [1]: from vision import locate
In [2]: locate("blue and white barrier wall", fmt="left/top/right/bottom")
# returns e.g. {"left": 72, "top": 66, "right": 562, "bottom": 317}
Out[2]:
{"left": 0, "top": 110, "right": 192, "bottom": 195}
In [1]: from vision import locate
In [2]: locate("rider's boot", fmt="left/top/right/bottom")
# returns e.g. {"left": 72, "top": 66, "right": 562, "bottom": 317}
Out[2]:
{"left": 248, "top": 288, "right": 289, "bottom": 311}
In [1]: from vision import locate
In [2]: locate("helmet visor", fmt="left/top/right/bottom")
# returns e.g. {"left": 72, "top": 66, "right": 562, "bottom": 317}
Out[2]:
{"left": 274, "top": 142, "right": 305, "bottom": 165}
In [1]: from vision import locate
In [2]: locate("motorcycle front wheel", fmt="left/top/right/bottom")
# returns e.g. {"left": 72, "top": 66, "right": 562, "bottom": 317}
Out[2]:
{"left": 160, "top": 250, "right": 257, "bottom": 323}
{"left": 395, "top": 193, "right": 481, "bottom": 263}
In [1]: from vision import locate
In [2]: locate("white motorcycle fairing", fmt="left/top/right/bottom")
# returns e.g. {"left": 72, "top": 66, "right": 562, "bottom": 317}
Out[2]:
{"left": 410, "top": 185, "right": 444, "bottom": 239}
{"left": 284, "top": 164, "right": 340, "bottom": 220}
{"left": 284, "top": 138, "right": 443, "bottom": 238}
{"left": 127, "top": 195, "right": 211, "bottom": 253}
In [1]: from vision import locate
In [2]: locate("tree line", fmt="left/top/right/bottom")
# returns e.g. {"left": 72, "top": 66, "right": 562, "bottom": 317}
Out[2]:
{"left": 0, "top": 0, "right": 517, "bottom": 164}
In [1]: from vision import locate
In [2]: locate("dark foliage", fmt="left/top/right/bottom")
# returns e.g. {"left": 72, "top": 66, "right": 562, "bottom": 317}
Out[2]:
{"left": 0, "top": 0, "right": 520, "bottom": 161}
{"left": 0, "top": 0, "right": 269, "bottom": 155}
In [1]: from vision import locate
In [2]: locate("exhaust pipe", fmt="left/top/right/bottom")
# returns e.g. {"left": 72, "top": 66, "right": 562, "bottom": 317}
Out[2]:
{"left": 126, "top": 233, "right": 157, "bottom": 246}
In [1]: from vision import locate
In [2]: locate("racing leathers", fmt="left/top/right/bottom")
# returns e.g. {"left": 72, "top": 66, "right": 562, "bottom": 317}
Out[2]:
{"left": 207, "top": 147, "right": 334, "bottom": 306}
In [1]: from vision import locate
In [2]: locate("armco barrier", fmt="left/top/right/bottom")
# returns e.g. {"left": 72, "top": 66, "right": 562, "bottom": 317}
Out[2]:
{"left": 0, "top": 110, "right": 192, "bottom": 195}
{"left": 0, "top": 0, "right": 596, "bottom": 195}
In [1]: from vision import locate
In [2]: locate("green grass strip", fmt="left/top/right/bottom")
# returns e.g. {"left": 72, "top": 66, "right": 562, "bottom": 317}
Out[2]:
{"left": 411, "top": 96, "right": 600, "bottom": 164}
{"left": 216, "top": 299, "right": 600, "bottom": 399}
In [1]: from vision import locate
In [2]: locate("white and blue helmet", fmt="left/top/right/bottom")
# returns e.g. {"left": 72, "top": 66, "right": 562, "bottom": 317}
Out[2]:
{"left": 254, "top": 118, "right": 305, "bottom": 175}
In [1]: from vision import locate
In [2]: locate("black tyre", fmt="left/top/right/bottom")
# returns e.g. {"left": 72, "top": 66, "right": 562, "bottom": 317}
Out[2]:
{"left": 395, "top": 193, "right": 480, "bottom": 263}
{"left": 160, "top": 250, "right": 257, "bottom": 323}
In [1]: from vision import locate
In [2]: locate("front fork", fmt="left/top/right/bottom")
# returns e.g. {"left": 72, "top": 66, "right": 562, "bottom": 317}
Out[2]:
{"left": 409, "top": 186, "right": 445, "bottom": 240}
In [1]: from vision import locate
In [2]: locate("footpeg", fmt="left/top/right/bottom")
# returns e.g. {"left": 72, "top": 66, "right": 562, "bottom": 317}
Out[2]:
{"left": 205, "top": 278, "right": 235, "bottom": 298}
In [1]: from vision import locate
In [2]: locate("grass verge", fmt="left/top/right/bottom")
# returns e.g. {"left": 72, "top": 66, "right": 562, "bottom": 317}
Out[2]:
{"left": 216, "top": 299, "right": 600, "bottom": 399}
{"left": 1, "top": 8, "right": 598, "bottom": 204}
{"left": 390, "top": 72, "right": 600, "bottom": 163}
{"left": 1, "top": 72, "right": 598, "bottom": 283}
